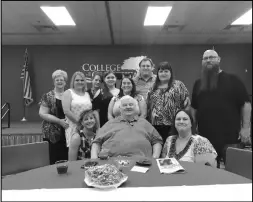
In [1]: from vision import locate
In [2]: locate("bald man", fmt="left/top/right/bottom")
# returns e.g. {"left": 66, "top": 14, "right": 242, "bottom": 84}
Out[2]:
{"left": 191, "top": 50, "right": 251, "bottom": 167}
{"left": 91, "top": 95, "right": 163, "bottom": 159}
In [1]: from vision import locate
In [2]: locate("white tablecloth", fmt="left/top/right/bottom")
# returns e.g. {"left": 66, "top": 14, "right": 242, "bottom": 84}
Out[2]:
{"left": 2, "top": 183, "right": 252, "bottom": 201}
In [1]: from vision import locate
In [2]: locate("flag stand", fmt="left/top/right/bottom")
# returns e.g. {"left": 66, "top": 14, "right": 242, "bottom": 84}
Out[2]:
{"left": 21, "top": 117, "right": 27, "bottom": 122}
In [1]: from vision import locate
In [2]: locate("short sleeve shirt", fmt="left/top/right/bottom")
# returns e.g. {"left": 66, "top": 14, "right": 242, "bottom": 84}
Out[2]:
{"left": 191, "top": 71, "right": 250, "bottom": 145}
{"left": 92, "top": 116, "right": 163, "bottom": 158}
{"left": 133, "top": 74, "right": 157, "bottom": 101}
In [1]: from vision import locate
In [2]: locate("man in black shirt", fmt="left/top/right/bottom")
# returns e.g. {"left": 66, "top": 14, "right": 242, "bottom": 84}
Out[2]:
{"left": 191, "top": 49, "right": 251, "bottom": 167}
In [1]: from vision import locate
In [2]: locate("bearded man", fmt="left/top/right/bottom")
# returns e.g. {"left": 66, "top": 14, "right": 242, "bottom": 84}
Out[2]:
{"left": 191, "top": 49, "right": 251, "bottom": 167}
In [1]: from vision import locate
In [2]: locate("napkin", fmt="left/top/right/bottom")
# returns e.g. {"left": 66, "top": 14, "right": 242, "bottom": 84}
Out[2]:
{"left": 131, "top": 166, "right": 149, "bottom": 173}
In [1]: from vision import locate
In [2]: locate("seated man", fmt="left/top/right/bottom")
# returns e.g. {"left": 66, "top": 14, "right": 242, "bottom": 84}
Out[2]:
{"left": 91, "top": 95, "right": 163, "bottom": 159}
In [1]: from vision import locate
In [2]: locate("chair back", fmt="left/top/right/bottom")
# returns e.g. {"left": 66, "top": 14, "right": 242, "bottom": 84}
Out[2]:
{"left": 225, "top": 147, "right": 252, "bottom": 179}
{"left": 2, "top": 141, "right": 50, "bottom": 176}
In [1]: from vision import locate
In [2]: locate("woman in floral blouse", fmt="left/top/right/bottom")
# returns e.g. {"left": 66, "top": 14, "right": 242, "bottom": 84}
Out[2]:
{"left": 68, "top": 109, "right": 99, "bottom": 160}
{"left": 161, "top": 109, "right": 217, "bottom": 167}
{"left": 39, "top": 70, "right": 69, "bottom": 164}
{"left": 147, "top": 61, "right": 190, "bottom": 143}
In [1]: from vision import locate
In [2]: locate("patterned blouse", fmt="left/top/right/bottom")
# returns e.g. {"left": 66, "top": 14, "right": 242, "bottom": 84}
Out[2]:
{"left": 161, "top": 135, "right": 217, "bottom": 163}
{"left": 77, "top": 130, "right": 96, "bottom": 160}
{"left": 40, "top": 90, "right": 64, "bottom": 143}
{"left": 147, "top": 80, "right": 189, "bottom": 126}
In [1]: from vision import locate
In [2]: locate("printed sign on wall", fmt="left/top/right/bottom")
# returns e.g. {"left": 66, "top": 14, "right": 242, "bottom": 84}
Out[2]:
{"left": 81, "top": 56, "right": 146, "bottom": 83}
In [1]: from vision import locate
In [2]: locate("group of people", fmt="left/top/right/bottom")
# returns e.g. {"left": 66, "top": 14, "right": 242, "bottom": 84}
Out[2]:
{"left": 39, "top": 49, "right": 251, "bottom": 168}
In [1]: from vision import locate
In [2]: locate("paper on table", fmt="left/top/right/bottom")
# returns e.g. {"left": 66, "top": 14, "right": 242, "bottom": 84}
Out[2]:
{"left": 131, "top": 166, "right": 149, "bottom": 173}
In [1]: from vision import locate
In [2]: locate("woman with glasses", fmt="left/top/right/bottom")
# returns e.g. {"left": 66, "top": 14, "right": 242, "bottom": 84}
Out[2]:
{"left": 191, "top": 49, "right": 251, "bottom": 167}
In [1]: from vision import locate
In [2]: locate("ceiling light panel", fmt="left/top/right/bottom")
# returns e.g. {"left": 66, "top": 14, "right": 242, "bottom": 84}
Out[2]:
{"left": 40, "top": 6, "right": 76, "bottom": 26}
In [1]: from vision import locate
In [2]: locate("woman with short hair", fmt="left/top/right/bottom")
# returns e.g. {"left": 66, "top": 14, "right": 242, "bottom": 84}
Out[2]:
{"left": 39, "top": 69, "right": 69, "bottom": 164}
{"left": 68, "top": 109, "right": 99, "bottom": 161}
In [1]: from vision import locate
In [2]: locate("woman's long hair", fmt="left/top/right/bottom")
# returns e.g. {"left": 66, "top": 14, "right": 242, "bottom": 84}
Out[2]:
{"left": 118, "top": 77, "right": 138, "bottom": 98}
{"left": 102, "top": 70, "right": 117, "bottom": 99}
{"left": 152, "top": 61, "right": 174, "bottom": 92}
{"left": 170, "top": 109, "right": 197, "bottom": 136}
{"left": 91, "top": 72, "right": 103, "bottom": 89}
{"left": 76, "top": 109, "right": 99, "bottom": 133}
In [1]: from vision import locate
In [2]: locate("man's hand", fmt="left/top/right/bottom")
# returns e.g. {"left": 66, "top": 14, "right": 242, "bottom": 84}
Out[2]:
{"left": 239, "top": 127, "right": 251, "bottom": 144}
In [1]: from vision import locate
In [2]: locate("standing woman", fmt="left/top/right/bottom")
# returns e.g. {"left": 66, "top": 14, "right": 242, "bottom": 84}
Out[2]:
{"left": 39, "top": 70, "right": 69, "bottom": 164}
{"left": 99, "top": 71, "right": 120, "bottom": 127}
{"left": 147, "top": 62, "right": 190, "bottom": 143}
{"left": 87, "top": 72, "right": 103, "bottom": 127}
{"left": 62, "top": 71, "right": 92, "bottom": 148}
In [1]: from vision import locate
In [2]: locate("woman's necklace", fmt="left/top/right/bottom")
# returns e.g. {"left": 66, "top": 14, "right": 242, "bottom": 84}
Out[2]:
{"left": 54, "top": 89, "right": 64, "bottom": 98}
{"left": 177, "top": 134, "right": 192, "bottom": 143}
{"left": 91, "top": 88, "right": 99, "bottom": 96}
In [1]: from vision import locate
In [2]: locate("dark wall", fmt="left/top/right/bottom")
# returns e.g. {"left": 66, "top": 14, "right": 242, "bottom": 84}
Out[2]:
{"left": 2, "top": 44, "right": 252, "bottom": 122}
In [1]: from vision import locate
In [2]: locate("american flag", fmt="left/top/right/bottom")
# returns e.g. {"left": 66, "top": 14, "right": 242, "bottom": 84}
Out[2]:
{"left": 20, "top": 49, "right": 33, "bottom": 106}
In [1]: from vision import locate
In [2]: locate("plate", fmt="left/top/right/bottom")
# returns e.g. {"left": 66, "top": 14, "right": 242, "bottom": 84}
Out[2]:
{"left": 84, "top": 164, "right": 128, "bottom": 189}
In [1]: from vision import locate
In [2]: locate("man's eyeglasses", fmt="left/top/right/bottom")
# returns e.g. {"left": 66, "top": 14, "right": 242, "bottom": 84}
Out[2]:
{"left": 202, "top": 56, "right": 218, "bottom": 61}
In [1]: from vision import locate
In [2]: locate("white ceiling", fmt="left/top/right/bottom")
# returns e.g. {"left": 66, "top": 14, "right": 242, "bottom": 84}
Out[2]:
{"left": 2, "top": 1, "right": 252, "bottom": 45}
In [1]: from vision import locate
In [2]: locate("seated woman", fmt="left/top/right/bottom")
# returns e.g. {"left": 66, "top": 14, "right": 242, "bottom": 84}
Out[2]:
{"left": 108, "top": 76, "right": 147, "bottom": 120}
{"left": 68, "top": 109, "right": 99, "bottom": 161}
{"left": 161, "top": 109, "right": 217, "bottom": 167}
{"left": 91, "top": 95, "right": 163, "bottom": 159}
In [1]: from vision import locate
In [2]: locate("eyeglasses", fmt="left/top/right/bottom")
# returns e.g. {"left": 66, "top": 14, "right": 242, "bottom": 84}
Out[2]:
{"left": 202, "top": 56, "right": 218, "bottom": 61}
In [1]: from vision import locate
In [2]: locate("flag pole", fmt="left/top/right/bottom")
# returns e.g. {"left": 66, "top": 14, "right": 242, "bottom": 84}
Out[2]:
{"left": 21, "top": 49, "right": 27, "bottom": 122}
{"left": 21, "top": 77, "right": 27, "bottom": 122}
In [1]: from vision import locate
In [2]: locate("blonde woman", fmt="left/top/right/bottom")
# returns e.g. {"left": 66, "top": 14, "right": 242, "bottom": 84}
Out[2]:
{"left": 68, "top": 109, "right": 99, "bottom": 161}
{"left": 62, "top": 71, "right": 92, "bottom": 148}
{"left": 39, "top": 70, "right": 69, "bottom": 164}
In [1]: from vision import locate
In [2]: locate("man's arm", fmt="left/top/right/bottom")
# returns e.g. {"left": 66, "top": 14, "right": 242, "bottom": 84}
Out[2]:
{"left": 90, "top": 143, "right": 101, "bottom": 159}
{"left": 240, "top": 102, "right": 252, "bottom": 143}
{"left": 93, "top": 110, "right": 100, "bottom": 129}
{"left": 190, "top": 107, "right": 197, "bottom": 126}
{"left": 108, "top": 97, "right": 115, "bottom": 120}
{"left": 152, "top": 143, "right": 162, "bottom": 158}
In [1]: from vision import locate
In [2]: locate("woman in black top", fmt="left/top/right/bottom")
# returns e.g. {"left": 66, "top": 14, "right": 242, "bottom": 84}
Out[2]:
{"left": 87, "top": 72, "right": 103, "bottom": 127}
{"left": 100, "top": 71, "right": 120, "bottom": 127}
